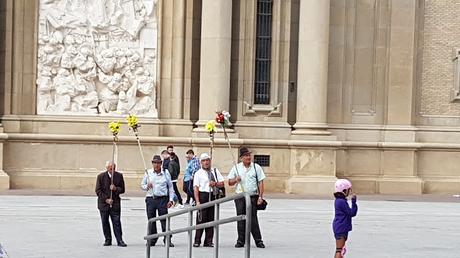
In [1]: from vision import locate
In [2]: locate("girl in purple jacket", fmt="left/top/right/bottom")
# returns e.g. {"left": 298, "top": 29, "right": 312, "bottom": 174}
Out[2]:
{"left": 333, "top": 179, "right": 358, "bottom": 258}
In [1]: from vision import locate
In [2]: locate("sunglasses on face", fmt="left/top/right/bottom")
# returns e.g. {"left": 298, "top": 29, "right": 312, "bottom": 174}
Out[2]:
{"left": 152, "top": 161, "right": 162, "bottom": 164}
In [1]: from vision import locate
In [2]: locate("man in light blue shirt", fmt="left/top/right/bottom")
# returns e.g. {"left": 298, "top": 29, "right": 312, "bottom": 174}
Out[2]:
{"left": 141, "top": 155, "right": 175, "bottom": 247}
{"left": 183, "top": 149, "right": 200, "bottom": 205}
{"left": 228, "top": 147, "right": 266, "bottom": 249}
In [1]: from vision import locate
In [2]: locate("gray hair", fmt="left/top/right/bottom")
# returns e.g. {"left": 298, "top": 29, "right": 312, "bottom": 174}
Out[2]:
{"left": 105, "top": 161, "right": 116, "bottom": 168}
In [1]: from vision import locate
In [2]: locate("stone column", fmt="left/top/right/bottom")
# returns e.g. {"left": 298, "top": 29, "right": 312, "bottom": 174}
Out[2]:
{"left": 292, "top": 0, "right": 330, "bottom": 135}
{"left": 287, "top": 0, "right": 335, "bottom": 195}
{"left": 196, "top": 0, "right": 232, "bottom": 125}
{"left": 170, "top": 0, "right": 186, "bottom": 119}
{"left": 159, "top": 0, "right": 192, "bottom": 137}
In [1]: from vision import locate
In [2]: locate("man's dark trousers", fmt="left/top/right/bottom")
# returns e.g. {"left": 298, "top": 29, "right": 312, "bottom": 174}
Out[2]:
{"left": 99, "top": 208, "right": 122, "bottom": 244}
{"left": 194, "top": 192, "right": 215, "bottom": 245}
{"left": 235, "top": 195, "right": 262, "bottom": 245}
{"left": 146, "top": 196, "right": 170, "bottom": 244}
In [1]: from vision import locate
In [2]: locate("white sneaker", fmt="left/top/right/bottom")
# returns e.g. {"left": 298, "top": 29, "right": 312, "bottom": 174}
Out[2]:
{"left": 178, "top": 204, "right": 185, "bottom": 209}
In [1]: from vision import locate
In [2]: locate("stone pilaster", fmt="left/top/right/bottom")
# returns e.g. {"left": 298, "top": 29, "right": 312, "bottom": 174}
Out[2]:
{"left": 292, "top": 0, "right": 331, "bottom": 135}
{"left": 196, "top": 0, "right": 232, "bottom": 126}
{"left": 378, "top": 0, "right": 422, "bottom": 194}
{"left": 287, "top": 0, "right": 336, "bottom": 195}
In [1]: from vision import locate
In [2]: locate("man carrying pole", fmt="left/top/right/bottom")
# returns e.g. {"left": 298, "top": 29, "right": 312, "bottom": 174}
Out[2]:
{"left": 228, "top": 147, "right": 266, "bottom": 249}
{"left": 95, "top": 161, "right": 127, "bottom": 247}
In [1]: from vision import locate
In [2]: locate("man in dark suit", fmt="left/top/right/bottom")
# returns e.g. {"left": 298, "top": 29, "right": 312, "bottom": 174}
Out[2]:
{"left": 95, "top": 161, "right": 127, "bottom": 247}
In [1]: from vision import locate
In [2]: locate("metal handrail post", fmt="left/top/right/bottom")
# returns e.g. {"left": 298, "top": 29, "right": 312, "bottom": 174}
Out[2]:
{"left": 165, "top": 217, "right": 171, "bottom": 257}
{"left": 144, "top": 193, "right": 252, "bottom": 258}
{"left": 214, "top": 203, "right": 220, "bottom": 258}
{"left": 146, "top": 222, "right": 151, "bottom": 258}
{"left": 187, "top": 210, "right": 193, "bottom": 258}
{"left": 244, "top": 194, "right": 251, "bottom": 258}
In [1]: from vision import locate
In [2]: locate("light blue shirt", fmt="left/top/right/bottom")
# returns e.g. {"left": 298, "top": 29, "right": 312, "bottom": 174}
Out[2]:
{"left": 228, "top": 162, "right": 266, "bottom": 195}
{"left": 184, "top": 156, "right": 200, "bottom": 182}
{"left": 141, "top": 168, "right": 175, "bottom": 202}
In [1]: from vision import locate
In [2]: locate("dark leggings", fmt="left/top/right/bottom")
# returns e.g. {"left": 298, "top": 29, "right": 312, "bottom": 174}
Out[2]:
{"left": 172, "top": 182, "right": 183, "bottom": 205}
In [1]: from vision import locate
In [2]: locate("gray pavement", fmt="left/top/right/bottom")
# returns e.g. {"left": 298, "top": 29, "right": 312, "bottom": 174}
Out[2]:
{"left": 0, "top": 194, "right": 459, "bottom": 258}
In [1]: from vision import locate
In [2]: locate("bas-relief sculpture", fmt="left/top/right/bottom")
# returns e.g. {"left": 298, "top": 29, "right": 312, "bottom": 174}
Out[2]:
{"left": 37, "top": 0, "right": 158, "bottom": 117}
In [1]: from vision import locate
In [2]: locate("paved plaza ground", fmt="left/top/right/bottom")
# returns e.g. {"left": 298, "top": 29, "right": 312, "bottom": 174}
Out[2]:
{"left": 0, "top": 191, "right": 458, "bottom": 258}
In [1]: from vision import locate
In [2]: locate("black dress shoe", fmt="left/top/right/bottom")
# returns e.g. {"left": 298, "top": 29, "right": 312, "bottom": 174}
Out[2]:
{"left": 256, "top": 242, "right": 265, "bottom": 248}
{"left": 193, "top": 243, "right": 200, "bottom": 247}
{"left": 203, "top": 243, "right": 214, "bottom": 247}
{"left": 117, "top": 241, "right": 127, "bottom": 247}
{"left": 234, "top": 242, "right": 244, "bottom": 248}
{"left": 103, "top": 240, "right": 112, "bottom": 246}
{"left": 163, "top": 240, "right": 174, "bottom": 247}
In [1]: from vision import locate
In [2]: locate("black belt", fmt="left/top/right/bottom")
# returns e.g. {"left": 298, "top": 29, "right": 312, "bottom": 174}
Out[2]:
{"left": 147, "top": 195, "right": 168, "bottom": 199}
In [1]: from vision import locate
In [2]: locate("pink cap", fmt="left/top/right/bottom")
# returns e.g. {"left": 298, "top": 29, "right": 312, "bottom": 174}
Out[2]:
{"left": 335, "top": 179, "right": 352, "bottom": 193}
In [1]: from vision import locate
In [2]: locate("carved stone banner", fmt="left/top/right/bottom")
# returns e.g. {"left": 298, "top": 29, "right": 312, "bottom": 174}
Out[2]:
{"left": 37, "top": 0, "right": 158, "bottom": 117}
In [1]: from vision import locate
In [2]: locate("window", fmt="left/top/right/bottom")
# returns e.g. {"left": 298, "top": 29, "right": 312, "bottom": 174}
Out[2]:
{"left": 254, "top": 155, "right": 270, "bottom": 167}
{"left": 254, "top": 0, "right": 273, "bottom": 105}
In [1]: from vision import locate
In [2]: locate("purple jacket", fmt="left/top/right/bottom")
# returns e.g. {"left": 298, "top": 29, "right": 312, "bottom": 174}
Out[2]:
{"left": 332, "top": 195, "right": 358, "bottom": 234}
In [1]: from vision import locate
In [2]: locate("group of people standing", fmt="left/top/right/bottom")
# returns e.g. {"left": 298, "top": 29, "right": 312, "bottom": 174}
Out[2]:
{"left": 95, "top": 144, "right": 359, "bottom": 258}
{"left": 95, "top": 145, "right": 266, "bottom": 249}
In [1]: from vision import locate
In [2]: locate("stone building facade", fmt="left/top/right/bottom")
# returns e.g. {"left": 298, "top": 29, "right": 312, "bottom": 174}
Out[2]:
{"left": 0, "top": 0, "right": 459, "bottom": 195}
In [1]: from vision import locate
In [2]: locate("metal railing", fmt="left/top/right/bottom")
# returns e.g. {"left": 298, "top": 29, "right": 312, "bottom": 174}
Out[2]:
{"left": 144, "top": 192, "right": 252, "bottom": 258}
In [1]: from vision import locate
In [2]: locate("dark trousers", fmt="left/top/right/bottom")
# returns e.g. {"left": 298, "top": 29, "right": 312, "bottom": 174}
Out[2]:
{"left": 99, "top": 208, "right": 123, "bottom": 243}
{"left": 172, "top": 182, "right": 183, "bottom": 205}
{"left": 235, "top": 195, "right": 263, "bottom": 245}
{"left": 146, "top": 196, "right": 170, "bottom": 244}
{"left": 194, "top": 192, "right": 215, "bottom": 245}
{"left": 184, "top": 180, "right": 195, "bottom": 203}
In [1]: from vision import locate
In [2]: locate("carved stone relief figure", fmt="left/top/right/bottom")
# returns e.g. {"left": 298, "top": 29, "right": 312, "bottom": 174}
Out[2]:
{"left": 37, "top": 0, "right": 158, "bottom": 117}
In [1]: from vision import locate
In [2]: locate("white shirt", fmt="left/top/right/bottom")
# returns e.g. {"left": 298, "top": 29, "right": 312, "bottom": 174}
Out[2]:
{"left": 193, "top": 168, "right": 224, "bottom": 193}
{"left": 228, "top": 162, "right": 265, "bottom": 195}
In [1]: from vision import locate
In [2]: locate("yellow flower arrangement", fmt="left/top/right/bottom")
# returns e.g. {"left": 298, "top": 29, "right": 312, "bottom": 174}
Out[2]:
{"left": 108, "top": 121, "right": 121, "bottom": 136}
{"left": 126, "top": 114, "right": 140, "bottom": 131}
{"left": 206, "top": 120, "right": 216, "bottom": 134}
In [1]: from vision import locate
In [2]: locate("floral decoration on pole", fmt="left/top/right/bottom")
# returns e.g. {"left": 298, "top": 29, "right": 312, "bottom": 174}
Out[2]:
{"left": 109, "top": 121, "right": 121, "bottom": 140}
{"left": 215, "top": 110, "right": 231, "bottom": 127}
{"left": 214, "top": 110, "right": 244, "bottom": 191}
{"left": 108, "top": 121, "right": 121, "bottom": 207}
{"left": 127, "top": 114, "right": 140, "bottom": 132}
{"left": 206, "top": 120, "right": 217, "bottom": 160}
{"left": 126, "top": 114, "right": 148, "bottom": 177}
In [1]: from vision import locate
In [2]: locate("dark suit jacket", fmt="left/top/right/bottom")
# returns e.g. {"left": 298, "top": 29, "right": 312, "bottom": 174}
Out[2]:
{"left": 95, "top": 171, "right": 125, "bottom": 211}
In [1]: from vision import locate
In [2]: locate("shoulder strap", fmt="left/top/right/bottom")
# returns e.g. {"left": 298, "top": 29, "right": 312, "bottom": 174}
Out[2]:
{"left": 254, "top": 163, "right": 260, "bottom": 194}
{"left": 213, "top": 168, "right": 219, "bottom": 182}
{"left": 164, "top": 169, "right": 170, "bottom": 180}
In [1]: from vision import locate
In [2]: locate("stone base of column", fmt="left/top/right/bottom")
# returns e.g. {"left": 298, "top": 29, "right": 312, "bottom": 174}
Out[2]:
{"left": 286, "top": 176, "right": 337, "bottom": 195}
{"left": 377, "top": 177, "right": 423, "bottom": 195}
{"left": 287, "top": 146, "right": 337, "bottom": 195}
{"left": 0, "top": 170, "right": 10, "bottom": 190}
{"left": 193, "top": 120, "right": 239, "bottom": 139}
{"left": 159, "top": 119, "right": 194, "bottom": 137}
{"left": 235, "top": 121, "right": 292, "bottom": 140}
{"left": 292, "top": 122, "right": 332, "bottom": 136}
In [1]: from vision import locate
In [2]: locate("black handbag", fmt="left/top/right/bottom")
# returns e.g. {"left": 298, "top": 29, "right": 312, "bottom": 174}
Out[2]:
{"left": 254, "top": 163, "right": 267, "bottom": 210}
{"left": 213, "top": 168, "right": 226, "bottom": 199}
